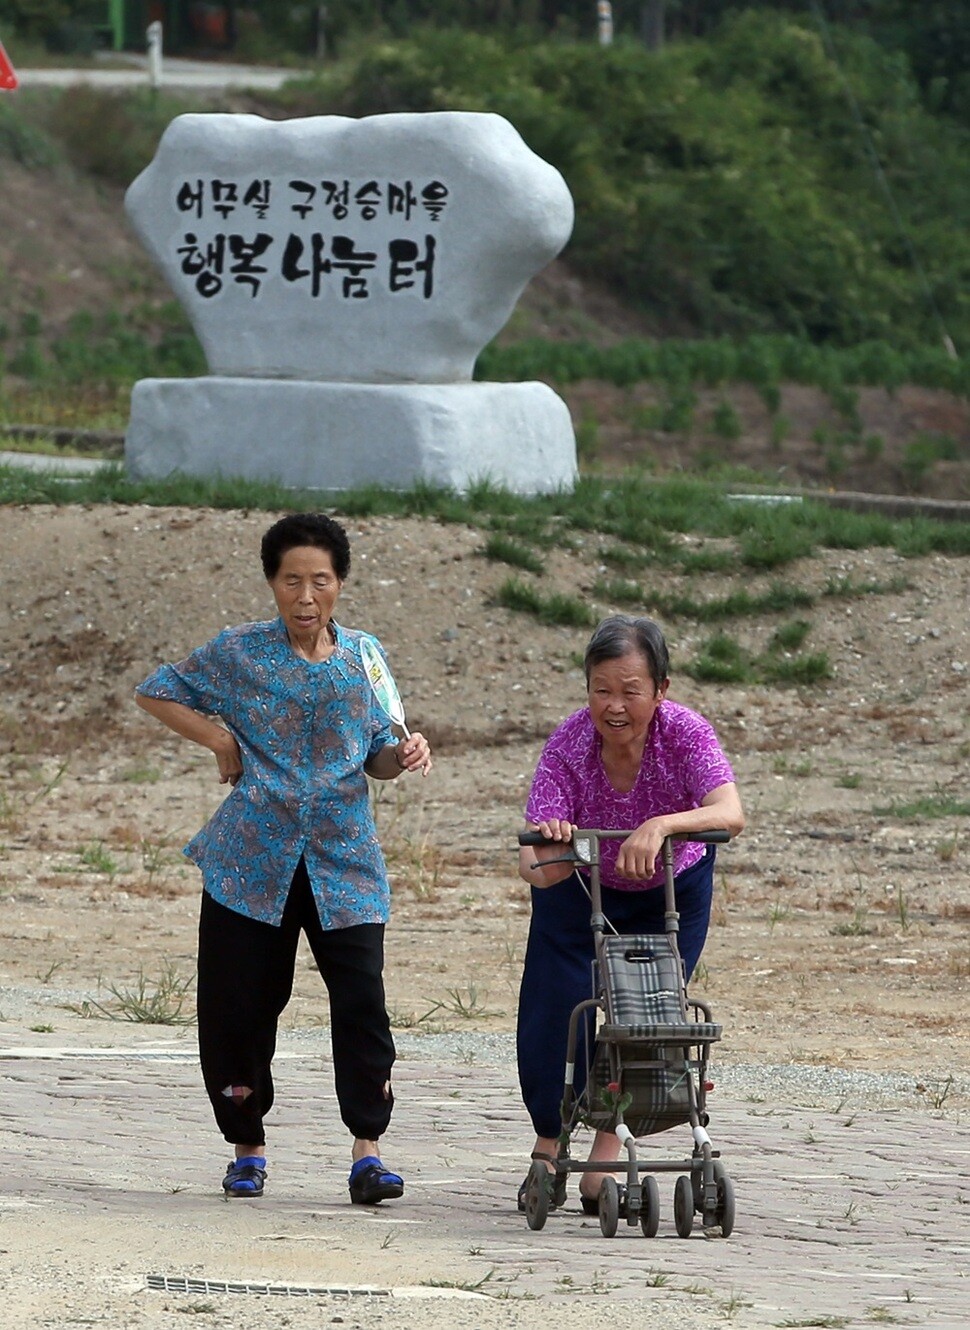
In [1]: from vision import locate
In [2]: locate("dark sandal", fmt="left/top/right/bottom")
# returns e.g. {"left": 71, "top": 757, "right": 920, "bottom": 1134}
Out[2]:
{"left": 348, "top": 1156, "right": 404, "bottom": 1205}
{"left": 223, "top": 1156, "right": 266, "bottom": 1198}
{"left": 517, "top": 1169, "right": 567, "bottom": 1213}
{"left": 580, "top": 1193, "right": 599, "bottom": 1215}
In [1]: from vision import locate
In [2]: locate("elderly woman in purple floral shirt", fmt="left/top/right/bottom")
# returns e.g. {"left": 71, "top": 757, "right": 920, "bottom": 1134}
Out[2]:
{"left": 136, "top": 513, "right": 431, "bottom": 1205}
{"left": 516, "top": 614, "right": 743, "bottom": 1213}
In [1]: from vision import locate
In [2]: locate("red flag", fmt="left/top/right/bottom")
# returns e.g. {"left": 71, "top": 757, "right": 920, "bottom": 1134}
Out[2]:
{"left": 0, "top": 39, "right": 19, "bottom": 91}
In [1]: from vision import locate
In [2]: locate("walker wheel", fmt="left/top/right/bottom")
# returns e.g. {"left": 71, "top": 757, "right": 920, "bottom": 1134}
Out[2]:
{"left": 639, "top": 1175, "right": 661, "bottom": 1239}
{"left": 713, "top": 1162, "right": 735, "bottom": 1238}
{"left": 598, "top": 1176, "right": 620, "bottom": 1238}
{"left": 524, "top": 1161, "right": 550, "bottom": 1231}
{"left": 673, "top": 1173, "right": 695, "bottom": 1238}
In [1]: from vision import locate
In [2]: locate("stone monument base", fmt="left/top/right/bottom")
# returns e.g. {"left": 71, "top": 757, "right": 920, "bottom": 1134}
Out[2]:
{"left": 125, "top": 378, "right": 577, "bottom": 495}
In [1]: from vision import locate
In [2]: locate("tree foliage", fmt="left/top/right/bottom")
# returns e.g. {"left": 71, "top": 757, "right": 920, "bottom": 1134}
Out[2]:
{"left": 275, "top": 13, "right": 969, "bottom": 349}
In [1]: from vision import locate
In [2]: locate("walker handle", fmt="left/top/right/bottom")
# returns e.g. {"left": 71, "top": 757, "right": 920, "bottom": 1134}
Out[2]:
{"left": 517, "top": 828, "right": 731, "bottom": 847}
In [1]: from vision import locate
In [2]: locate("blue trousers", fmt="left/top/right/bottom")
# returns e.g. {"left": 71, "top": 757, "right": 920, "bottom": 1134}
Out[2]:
{"left": 516, "top": 846, "right": 715, "bottom": 1139}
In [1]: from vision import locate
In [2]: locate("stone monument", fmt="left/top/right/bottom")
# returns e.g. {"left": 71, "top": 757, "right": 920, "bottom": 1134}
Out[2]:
{"left": 124, "top": 111, "right": 577, "bottom": 494}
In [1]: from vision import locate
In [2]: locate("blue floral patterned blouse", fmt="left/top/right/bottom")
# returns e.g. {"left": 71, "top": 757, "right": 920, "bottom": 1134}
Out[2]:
{"left": 135, "top": 617, "right": 396, "bottom": 929}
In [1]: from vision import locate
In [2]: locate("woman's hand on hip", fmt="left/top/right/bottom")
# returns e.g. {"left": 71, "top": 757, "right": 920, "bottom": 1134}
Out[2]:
{"left": 213, "top": 731, "right": 243, "bottom": 786}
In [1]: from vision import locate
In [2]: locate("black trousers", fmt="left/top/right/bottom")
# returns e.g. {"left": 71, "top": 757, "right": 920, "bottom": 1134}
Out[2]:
{"left": 196, "top": 858, "right": 396, "bottom": 1146}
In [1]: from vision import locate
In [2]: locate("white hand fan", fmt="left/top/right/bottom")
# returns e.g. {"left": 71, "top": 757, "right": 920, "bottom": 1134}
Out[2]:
{"left": 359, "top": 636, "right": 411, "bottom": 738}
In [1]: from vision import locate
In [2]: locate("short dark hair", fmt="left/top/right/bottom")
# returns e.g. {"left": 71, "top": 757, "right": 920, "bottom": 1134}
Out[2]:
{"left": 584, "top": 614, "right": 670, "bottom": 690}
{"left": 260, "top": 513, "right": 351, "bottom": 581}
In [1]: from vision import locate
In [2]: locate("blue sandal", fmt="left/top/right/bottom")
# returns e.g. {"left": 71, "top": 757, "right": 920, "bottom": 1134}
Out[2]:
{"left": 223, "top": 1155, "right": 267, "bottom": 1198}
{"left": 348, "top": 1156, "right": 404, "bottom": 1205}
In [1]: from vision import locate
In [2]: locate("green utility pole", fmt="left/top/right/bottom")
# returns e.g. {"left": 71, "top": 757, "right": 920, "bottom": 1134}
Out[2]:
{"left": 109, "top": 0, "right": 125, "bottom": 50}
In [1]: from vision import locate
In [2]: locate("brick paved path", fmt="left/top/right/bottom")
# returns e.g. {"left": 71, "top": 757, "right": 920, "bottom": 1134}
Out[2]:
{"left": 1, "top": 1032, "right": 967, "bottom": 1328}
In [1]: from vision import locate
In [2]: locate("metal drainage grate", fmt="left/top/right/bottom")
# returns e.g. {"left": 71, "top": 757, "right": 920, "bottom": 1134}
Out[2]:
{"left": 147, "top": 1275, "right": 391, "bottom": 1299}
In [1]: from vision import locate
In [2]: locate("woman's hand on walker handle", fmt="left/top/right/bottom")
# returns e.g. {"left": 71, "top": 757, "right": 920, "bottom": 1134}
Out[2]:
{"left": 535, "top": 818, "right": 576, "bottom": 844}
{"left": 518, "top": 820, "right": 578, "bottom": 888}
{"left": 615, "top": 818, "right": 665, "bottom": 881}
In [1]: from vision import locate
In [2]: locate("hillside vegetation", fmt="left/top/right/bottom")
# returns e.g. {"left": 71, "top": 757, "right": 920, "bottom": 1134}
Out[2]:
{"left": 0, "top": 10, "right": 967, "bottom": 493}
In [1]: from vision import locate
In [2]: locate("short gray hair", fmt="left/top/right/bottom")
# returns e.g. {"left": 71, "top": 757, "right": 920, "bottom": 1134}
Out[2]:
{"left": 583, "top": 615, "right": 670, "bottom": 689}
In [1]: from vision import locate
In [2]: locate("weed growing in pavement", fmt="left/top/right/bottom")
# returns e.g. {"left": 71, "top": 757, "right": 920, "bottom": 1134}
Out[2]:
{"left": 919, "top": 1074, "right": 955, "bottom": 1110}
{"left": 778, "top": 1318, "right": 849, "bottom": 1328}
{"left": 423, "top": 1270, "right": 495, "bottom": 1293}
{"left": 65, "top": 962, "right": 195, "bottom": 1025}
{"left": 720, "top": 1288, "right": 753, "bottom": 1319}
{"left": 835, "top": 772, "right": 862, "bottom": 789}
{"left": 433, "top": 983, "right": 500, "bottom": 1020}
{"left": 386, "top": 1003, "right": 443, "bottom": 1032}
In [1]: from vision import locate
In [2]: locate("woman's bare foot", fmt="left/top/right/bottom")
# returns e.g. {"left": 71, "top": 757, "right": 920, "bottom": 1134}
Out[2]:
{"left": 577, "top": 1130, "right": 623, "bottom": 1202}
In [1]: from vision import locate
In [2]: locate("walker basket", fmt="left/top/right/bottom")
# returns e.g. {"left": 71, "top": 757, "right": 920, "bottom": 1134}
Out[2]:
{"left": 579, "top": 933, "right": 721, "bottom": 1138}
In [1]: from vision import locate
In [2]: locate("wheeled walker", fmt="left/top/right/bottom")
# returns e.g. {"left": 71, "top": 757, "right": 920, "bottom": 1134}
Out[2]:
{"left": 519, "top": 827, "right": 735, "bottom": 1238}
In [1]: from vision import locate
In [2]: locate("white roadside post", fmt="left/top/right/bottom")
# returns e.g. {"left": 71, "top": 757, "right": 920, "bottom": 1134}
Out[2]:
{"left": 597, "top": 1, "right": 614, "bottom": 47}
{"left": 146, "top": 21, "right": 163, "bottom": 90}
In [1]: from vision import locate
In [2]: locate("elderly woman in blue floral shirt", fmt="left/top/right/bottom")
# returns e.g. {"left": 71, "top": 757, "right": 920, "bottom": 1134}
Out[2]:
{"left": 136, "top": 513, "right": 431, "bottom": 1204}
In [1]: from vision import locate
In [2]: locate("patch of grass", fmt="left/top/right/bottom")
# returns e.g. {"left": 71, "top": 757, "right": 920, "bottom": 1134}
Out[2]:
{"left": 493, "top": 578, "right": 595, "bottom": 628}
{"left": 823, "top": 574, "right": 911, "bottom": 598}
{"left": 835, "top": 772, "right": 863, "bottom": 789}
{"left": 873, "top": 796, "right": 970, "bottom": 819}
{"left": 687, "top": 633, "right": 754, "bottom": 684}
{"left": 482, "top": 533, "right": 544, "bottom": 574}
{"left": 760, "top": 652, "right": 832, "bottom": 685}
{"left": 118, "top": 763, "right": 162, "bottom": 784}
{"left": 79, "top": 841, "right": 117, "bottom": 875}
{"left": 686, "top": 632, "right": 831, "bottom": 686}
{"left": 656, "top": 583, "right": 815, "bottom": 622}
{"left": 1, "top": 470, "right": 967, "bottom": 570}
{"left": 674, "top": 547, "right": 738, "bottom": 574}
{"left": 738, "top": 524, "right": 816, "bottom": 570}
{"left": 711, "top": 400, "right": 742, "bottom": 439}
{"left": 591, "top": 576, "right": 644, "bottom": 606}
{"left": 769, "top": 619, "right": 812, "bottom": 652}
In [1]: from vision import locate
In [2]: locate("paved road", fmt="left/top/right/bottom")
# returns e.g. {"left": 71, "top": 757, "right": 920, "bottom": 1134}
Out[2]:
{"left": 1, "top": 1025, "right": 966, "bottom": 1329}
{"left": 12, "top": 54, "right": 295, "bottom": 92}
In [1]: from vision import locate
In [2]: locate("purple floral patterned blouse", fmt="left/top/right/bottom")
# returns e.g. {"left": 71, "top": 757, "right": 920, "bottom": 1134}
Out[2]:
{"left": 525, "top": 701, "right": 735, "bottom": 891}
{"left": 135, "top": 617, "right": 396, "bottom": 929}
